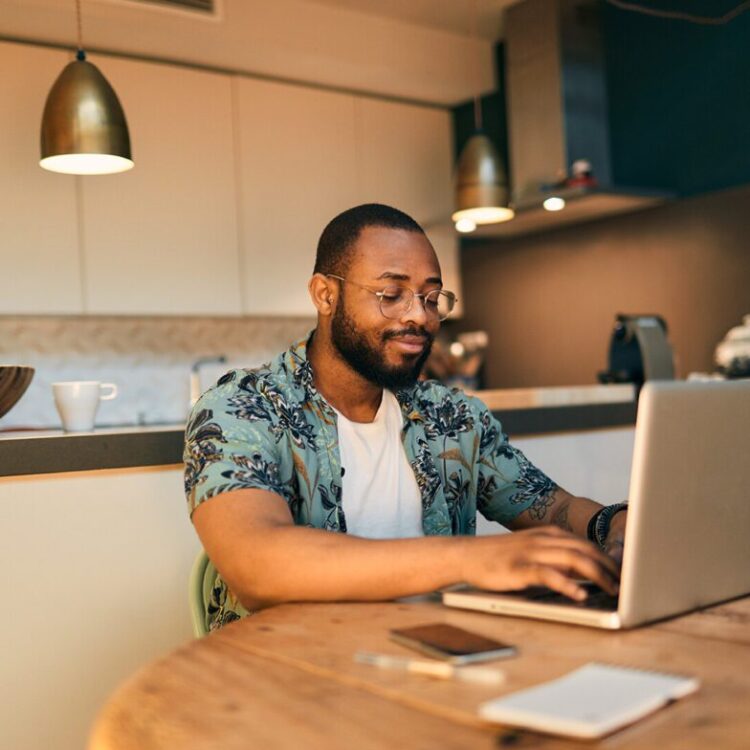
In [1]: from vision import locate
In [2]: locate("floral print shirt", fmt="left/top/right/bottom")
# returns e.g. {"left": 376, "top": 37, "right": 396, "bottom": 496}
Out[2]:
{"left": 184, "top": 334, "right": 556, "bottom": 630}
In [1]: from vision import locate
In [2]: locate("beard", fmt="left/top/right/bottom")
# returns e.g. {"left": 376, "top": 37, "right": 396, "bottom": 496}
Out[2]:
{"left": 330, "top": 301, "right": 433, "bottom": 390}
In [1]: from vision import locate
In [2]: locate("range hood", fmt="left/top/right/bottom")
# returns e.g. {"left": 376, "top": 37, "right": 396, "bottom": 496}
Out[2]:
{"left": 475, "top": 0, "right": 671, "bottom": 238}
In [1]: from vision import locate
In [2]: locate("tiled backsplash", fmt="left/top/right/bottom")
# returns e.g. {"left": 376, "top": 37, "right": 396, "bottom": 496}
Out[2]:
{"left": 0, "top": 316, "right": 314, "bottom": 429}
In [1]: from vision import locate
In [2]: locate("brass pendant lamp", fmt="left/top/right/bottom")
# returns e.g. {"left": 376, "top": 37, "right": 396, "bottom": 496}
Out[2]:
{"left": 40, "top": 0, "right": 133, "bottom": 175}
{"left": 452, "top": 0, "right": 513, "bottom": 231}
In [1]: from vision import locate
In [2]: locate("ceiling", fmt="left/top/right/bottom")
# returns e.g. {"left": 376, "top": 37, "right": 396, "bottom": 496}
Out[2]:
{"left": 308, "top": 0, "right": 517, "bottom": 40}
{"left": 0, "top": 0, "right": 503, "bottom": 104}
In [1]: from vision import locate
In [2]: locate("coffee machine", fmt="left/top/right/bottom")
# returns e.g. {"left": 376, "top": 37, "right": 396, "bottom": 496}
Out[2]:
{"left": 598, "top": 314, "right": 675, "bottom": 389}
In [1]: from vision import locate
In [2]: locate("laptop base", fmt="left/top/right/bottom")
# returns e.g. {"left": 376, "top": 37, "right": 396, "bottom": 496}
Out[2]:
{"left": 443, "top": 588, "right": 623, "bottom": 629}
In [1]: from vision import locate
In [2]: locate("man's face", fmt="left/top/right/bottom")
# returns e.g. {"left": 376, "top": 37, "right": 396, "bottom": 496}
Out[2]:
{"left": 329, "top": 226, "right": 442, "bottom": 390}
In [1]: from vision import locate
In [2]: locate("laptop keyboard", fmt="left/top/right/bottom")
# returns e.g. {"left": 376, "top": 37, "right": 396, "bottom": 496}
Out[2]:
{"left": 505, "top": 583, "right": 619, "bottom": 611}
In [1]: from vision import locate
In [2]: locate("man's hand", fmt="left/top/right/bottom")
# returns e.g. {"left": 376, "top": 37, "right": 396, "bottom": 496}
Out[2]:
{"left": 602, "top": 510, "right": 627, "bottom": 566}
{"left": 461, "top": 527, "right": 620, "bottom": 602}
{"left": 509, "top": 489, "right": 628, "bottom": 572}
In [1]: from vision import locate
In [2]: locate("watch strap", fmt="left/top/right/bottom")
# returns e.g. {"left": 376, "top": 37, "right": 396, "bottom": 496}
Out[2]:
{"left": 587, "top": 502, "right": 628, "bottom": 549}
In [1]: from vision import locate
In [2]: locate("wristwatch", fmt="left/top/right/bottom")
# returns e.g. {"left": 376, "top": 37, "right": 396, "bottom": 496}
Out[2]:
{"left": 587, "top": 502, "right": 628, "bottom": 549}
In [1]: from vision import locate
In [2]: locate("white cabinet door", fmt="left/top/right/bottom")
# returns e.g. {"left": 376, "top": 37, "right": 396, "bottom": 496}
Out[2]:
{"left": 80, "top": 56, "right": 241, "bottom": 315}
{"left": 0, "top": 42, "right": 82, "bottom": 314}
{"left": 235, "top": 78, "right": 358, "bottom": 317}
{"left": 355, "top": 98, "right": 461, "bottom": 317}
{"left": 425, "top": 225, "right": 463, "bottom": 319}
{"left": 356, "top": 98, "right": 454, "bottom": 228}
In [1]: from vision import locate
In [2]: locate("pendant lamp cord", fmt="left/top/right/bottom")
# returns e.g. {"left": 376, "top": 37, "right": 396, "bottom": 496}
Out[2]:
{"left": 75, "top": 0, "right": 86, "bottom": 60}
{"left": 471, "top": 0, "right": 483, "bottom": 131}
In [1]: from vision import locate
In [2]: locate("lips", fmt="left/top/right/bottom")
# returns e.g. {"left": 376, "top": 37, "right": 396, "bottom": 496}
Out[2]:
{"left": 388, "top": 334, "right": 429, "bottom": 355}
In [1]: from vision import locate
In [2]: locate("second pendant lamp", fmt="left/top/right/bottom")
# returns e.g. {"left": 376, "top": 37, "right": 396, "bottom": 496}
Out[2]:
{"left": 40, "top": 0, "right": 133, "bottom": 175}
{"left": 453, "top": 130, "right": 514, "bottom": 228}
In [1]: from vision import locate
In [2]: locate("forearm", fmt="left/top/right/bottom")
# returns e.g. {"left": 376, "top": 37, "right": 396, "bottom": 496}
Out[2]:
{"left": 225, "top": 526, "right": 469, "bottom": 610}
{"left": 195, "top": 489, "right": 621, "bottom": 611}
{"left": 509, "top": 487, "right": 602, "bottom": 539}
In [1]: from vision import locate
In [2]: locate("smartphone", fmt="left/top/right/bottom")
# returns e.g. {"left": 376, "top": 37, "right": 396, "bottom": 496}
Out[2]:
{"left": 389, "top": 623, "right": 517, "bottom": 665}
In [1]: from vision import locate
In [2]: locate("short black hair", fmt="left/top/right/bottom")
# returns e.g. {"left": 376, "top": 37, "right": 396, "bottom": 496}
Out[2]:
{"left": 313, "top": 203, "right": 425, "bottom": 277}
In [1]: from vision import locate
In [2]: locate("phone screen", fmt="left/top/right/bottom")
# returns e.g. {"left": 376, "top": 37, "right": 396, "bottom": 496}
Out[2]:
{"left": 389, "top": 623, "right": 516, "bottom": 663}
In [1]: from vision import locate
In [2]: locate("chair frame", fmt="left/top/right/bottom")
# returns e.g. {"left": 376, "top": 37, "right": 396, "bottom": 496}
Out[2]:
{"left": 189, "top": 549, "right": 210, "bottom": 638}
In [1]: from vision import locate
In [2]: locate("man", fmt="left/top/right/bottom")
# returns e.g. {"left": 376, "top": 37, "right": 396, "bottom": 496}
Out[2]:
{"left": 185, "top": 204, "right": 626, "bottom": 630}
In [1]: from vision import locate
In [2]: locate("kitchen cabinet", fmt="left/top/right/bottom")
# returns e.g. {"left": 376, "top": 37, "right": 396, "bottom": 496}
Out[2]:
{"left": 0, "top": 465, "right": 198, "bottom": 750}
{"left": 356, "top": 98, "right": 454, "bottom": 228}
{"left": 0, "top": 42, "right": 82, "bottom": 314}
{"left": 425, "top": 225, "right": 463, "bottom": 319}
{"left": 0, "top": 41, "right": 461, "bottom": 318}
{"left": 79, "top": 56, "right": 241, "bottom": 315}
{"left": 236, "top": 81, "right": 458, "bottom": 316}
{"left": 235, "top": 77, "right": 359, "bottom": 317}
{"left": 355, "top": 98, "right": 461, "bottom": 316}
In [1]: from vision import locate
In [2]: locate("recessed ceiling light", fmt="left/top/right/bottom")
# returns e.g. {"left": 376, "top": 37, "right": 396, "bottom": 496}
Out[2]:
{"left": 455, "top": 218, "right": 477, "bottom": 233}
{"left": 543, "top": 196, "right": 566, "bottom": 212}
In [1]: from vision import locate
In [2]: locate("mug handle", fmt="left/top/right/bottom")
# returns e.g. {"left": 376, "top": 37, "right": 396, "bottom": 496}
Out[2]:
{"left": 100, "top": 383, "right": 118, "bottom": 401}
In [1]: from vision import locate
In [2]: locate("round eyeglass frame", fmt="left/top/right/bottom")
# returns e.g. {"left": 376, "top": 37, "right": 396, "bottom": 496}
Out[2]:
{"left": 326, "top": 274, "right": 457, "bottom": 321}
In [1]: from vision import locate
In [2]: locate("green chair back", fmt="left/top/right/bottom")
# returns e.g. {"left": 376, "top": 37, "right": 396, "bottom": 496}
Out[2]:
{"left": 189, "top": 549, "right": 215, "bottom": 638}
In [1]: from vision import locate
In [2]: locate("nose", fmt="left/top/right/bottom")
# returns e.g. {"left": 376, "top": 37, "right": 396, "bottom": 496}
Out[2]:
{"left": 400, "top": 293, "right": 431, "bottom": 327}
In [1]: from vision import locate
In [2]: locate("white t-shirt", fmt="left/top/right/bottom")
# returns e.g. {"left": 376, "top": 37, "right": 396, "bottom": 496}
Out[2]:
{"left": 333, "top": 390, "right": 424, "bottom": 539}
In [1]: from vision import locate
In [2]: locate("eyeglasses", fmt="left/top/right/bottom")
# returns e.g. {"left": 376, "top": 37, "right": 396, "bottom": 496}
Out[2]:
{"left": 326, "top": 274, "right": 457, "bottom": 321}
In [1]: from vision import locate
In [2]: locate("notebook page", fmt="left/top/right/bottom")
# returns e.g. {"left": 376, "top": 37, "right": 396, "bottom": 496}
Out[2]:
{"left": 479, "top": 662, "right": 700, "bottom": 739}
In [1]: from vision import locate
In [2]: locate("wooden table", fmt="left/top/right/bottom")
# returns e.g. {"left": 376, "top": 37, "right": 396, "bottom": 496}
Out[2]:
{"left": 89, "top": 595, "right": 750, "bottom": 750}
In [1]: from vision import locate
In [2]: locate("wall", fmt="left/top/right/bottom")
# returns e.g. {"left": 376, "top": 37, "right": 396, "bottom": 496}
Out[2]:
{"left": 456, "top": 183, "right": 750, "bottom": 388}
{"left": 0, "top": 315, "right": 313, "bottom": 429}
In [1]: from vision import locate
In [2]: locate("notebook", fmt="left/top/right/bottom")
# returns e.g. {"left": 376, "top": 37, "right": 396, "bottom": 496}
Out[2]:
{"left": 444, "top": 380, "right": 750, "bottom": 628}
{"left": 478, "top": 662, "right": 699, "bottom": 739}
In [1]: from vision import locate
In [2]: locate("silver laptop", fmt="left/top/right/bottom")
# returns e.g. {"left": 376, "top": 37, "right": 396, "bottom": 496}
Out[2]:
{"left": 443, "top": 380, "right": 750, "bottom": 629}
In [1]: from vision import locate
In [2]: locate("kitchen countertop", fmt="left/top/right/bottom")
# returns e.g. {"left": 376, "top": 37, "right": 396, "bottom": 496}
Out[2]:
{"left": 0, "top": 424, "right": 185, "bottom": 478}
{"left": 468, "top": 383, "right": 634, "bottom": 410}
{"left": 0, "top": 385, "right": 636, "bottom": 477}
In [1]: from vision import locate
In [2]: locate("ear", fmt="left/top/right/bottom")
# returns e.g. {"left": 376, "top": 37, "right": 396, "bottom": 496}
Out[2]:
{"left": 308, "top": 273, "right": 338, "bottom": 316}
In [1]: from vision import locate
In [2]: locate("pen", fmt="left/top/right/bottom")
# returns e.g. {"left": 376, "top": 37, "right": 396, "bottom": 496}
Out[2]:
{"left": 354, "top": 651, "right": 505, "bottom": 686}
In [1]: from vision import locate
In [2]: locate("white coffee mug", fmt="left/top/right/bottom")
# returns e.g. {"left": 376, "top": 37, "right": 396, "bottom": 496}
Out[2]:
{"left": 52, "top": 381, "right": 118, "bottom": 432}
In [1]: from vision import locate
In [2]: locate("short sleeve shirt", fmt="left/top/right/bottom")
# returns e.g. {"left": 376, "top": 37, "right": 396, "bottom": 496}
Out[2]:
{"left": 184, "top": 333, "right": 557, "bottom": 630}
